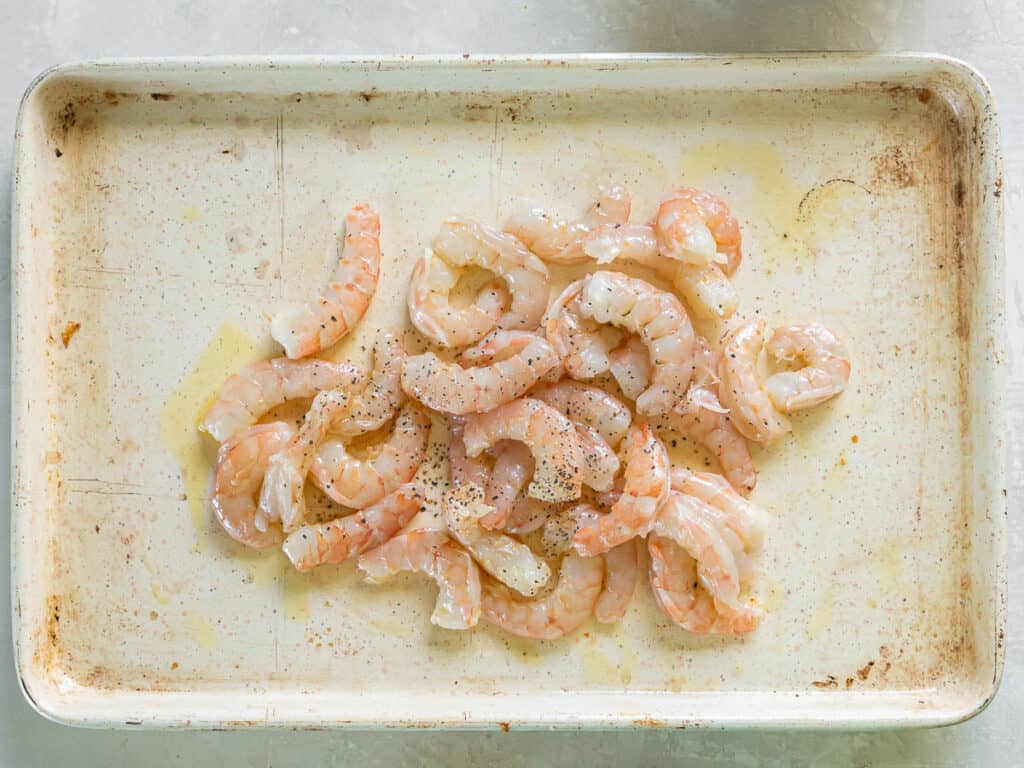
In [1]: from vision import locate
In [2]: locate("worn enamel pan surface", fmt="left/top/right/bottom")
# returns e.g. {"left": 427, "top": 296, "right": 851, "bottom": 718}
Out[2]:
{"left": 10, "top": 55, "right": 1005, "bottom": 729}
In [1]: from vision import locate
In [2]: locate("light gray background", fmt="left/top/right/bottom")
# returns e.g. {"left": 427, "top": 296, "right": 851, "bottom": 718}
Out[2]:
{"left": 1, "top": 1, "right": 1020, "bottom": 765}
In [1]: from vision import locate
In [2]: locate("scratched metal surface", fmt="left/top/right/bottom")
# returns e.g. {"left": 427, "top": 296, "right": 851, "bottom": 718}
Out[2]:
{"left": 1, "top": 2, "right": 1023, "bottom": 765}
{"left": 9, "top": 56, "right": 1003, "bottom": 730}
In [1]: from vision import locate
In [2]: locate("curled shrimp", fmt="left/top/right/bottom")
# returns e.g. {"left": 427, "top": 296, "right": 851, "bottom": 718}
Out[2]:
{"left": 401, "top": 331, "right": 558, "bottom": 416}
{"left": 718, "top": 319, "right": 790, "bottom": 444}
{"left": 481, "top": 554, "right": 604, "bottom": 640}
{"left": 648, "top": 535, "right": 761, "bottom": 635}
{"left": 671, "top": 469, "right": 764, "bottom": 550}
{"left": 573, "top": 423, "right": 670, "bottom": 556}
{"left": 578, "top": 271, "right": 696, "bottom": 415}
{"left": 432, "top": 219, "right": 549, "bottom": 331}
{"left": 257, "top": 388, "right": 351, "bottom": 533}
{"left": 608, "top": 335, "right": 651, "bottom": 402}
{"left": 656, "top": 188, "right": 741, "bottom": 268}
{"left": 200, "top": 358, "right": 365, "bottom": 443}
{"left": 331, "top": 332, "right": 407, "bottom": 438}
{"left": 596, "top": 541, "right": 639, "bottom": 624}
{"left": 310, "top": 403, "right": 431, "bottom": 509}
{"left": 505, "top": 185, "right": 631, "bottom": 263}
{"left": 668, "top": 388, "right": 757, "bottom": 496}
{"left": 449, "top": 423, "right": 490, "bottom": 488}
{"left": 282, "top": 483, "right": 426, "bottom": 572}
{"left": 357, "top": 531, "right": 481, "bottom": 630}
{"left": 271, "top": 203, "right": 381, "bottom": 359}
{"left": 764, "top": 323, "right": 851, "bottom": 412}
{"left": 543, "top": 280, "right": 618, "bottom": 380}
{"left": 441, "top": 483, "right": 551, "bottom": 597}
{"left": 462, "top": 398, "right": 584, "bottom": 503}
{"left": 542, "top": 503, "right": 601, "bottom": 557}
{"left": 481, "top": 441, "right": 533, "bottom": 529}
{"left": 211, "top": 421, "right": 295, "bottom": 548}
{"left": 672, "top": 262, "right": 739, "bottom": 320}
{"left": 407, "top": 248, "right": 509, "bottom": 347}
{"left": 530, "top": 380, "right": 632, "bottom": 447}
{"left": 573, "top": 424, "right": 620, "bottom": 492}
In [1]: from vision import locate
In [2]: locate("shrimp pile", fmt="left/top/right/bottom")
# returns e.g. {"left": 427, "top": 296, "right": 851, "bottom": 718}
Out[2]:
{"left": 191, "top": 187, "right": 851, "bottom": 641}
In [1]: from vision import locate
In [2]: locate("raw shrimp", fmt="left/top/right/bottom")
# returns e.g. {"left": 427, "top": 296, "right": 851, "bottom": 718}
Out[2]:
{"left": 596, "top": 540, "right": 639, "bottom": 624}
{"left": 211, "top": 421, "right": 295, "bottom": 548}
{"left": 504, "top": 495, "right": 557, "bottom": 535}
{"left": 543, "top": 280, "right": 617, "bottom": 380}
{"left": 505, "top": 185, "right": 632, "bottom": 263}
{"left": 573, "top": 424, "right": 620, "bottom": 492}
{"left": 482, "top": 441, "right": 533, "bottom": 529}
{"left": 764, "top": 323, "right": 851, "bottom": 412}
{"left": 530, "top": 380, "right": 632, "bottom": 447}
{"left": 449, "top": 423, "right": 490, "bottom": 488}
{"left": 432, "top": 219, "right": 550, "bottom": 331}
{"left": 462, "top": 398, "right": 584, "bottom": 502}
{"left": 608, "top": 335, "right": 651, "bottom": 402}
{"left": 357, "top": 531, "right": 481, "bottom": 630}
{"left": 401, "top": 331, "right": 558, "bottom": 416}
{"left": 673, "top": 262, "right": 739, "bottom": 320}
{"left": 331, "top": 332, "right": 407, "bottom": 438}
{"left": 271, "top": 203, "right": 381, "bottom": 359}
{"left": 655, "top": 188, "right": 742, "bottom": 269}
{"left": 200, "top": 358, "right": 364, "bottom": 443}
{"left": 282, "top": 483, "right": 426, "bottom": 572}
{"left": 718, "top": 319, "right": 790, "bottom": 444}
{"left": 573, "top": 424, "right": 670, "bottom": 556}
{"left": 541, "top": 503, "right": 601, "bottom": 556}
{"left": 672, "top": 388, "right": 757, "bottom": 496}
{"left": 482, "top": 554, "right": 604, "bottom": 640}
{"left": 648, "top": 536, "right": 761, "bottom": 635}
{"left": 672, "top": 469, "right": 764, "bottom": 550}
{"left": 310, "top": 403, "right": 431, "bottom": 509}
{"left": 257, "top": 388, "right": 351, "bottom": 533}
{"left": 578, "top": 271, "right": 696, "bottom": 415}
{"left": 407, "top": 248, "right": 509, "bottom": 347}
{"left": 441, "top": 483, "right": 551, "bottom": 597}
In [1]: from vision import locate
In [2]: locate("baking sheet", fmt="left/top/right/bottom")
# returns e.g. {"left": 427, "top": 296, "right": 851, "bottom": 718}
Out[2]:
{"left": 10, "top": 54, "right": 1005, "bottom": 729}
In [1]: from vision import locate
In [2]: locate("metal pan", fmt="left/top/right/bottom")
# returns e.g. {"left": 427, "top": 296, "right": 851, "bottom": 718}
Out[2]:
{"left": 10, "top": 54, "right": 1005, "bottom": 729}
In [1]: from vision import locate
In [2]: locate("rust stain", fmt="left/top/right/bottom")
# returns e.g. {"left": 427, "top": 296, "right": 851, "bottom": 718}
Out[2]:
{"left": 498, "top": 721, "right": 510, "bottom": 732}
{"left": 150, "top": 93, "right": 174, "bottom": 101}
{"left": 811, "top": 675, "right": 839, "bottom": 689}
{"left": 60, "top": 321, "right": 81, "bottom": 348}
{"left": 871, "top": 145, "right": 915, "bottom": 189}
{"left": 857, "top": 660, "right": 876, "bottom": 680}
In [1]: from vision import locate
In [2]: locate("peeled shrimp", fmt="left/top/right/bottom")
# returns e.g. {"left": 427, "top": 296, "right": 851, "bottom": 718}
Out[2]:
{"left": 432, "top": 219, "right": 549, "bottom": 331}
{"left": 200, "top": 358, "right": 364, "bottom": 443}
{"left": 542, "top": 503, "right": 601, "bottom": 557}
{"left": 578, "top": 271, "right": 696, "bottom": 415}
{"left": 462, "top": 398, "right": 584, "bottom": 503}
{"left": 530, "top": 380, "right": 632, "bottom": 447}
{"left": 441, "top": 483, "right": 551, "bottom": 597}
{"left": 764, "top": 323, "right": 851, "bottom": 412}
{"left": 331, "top": 332, "right": 407, "bottom": 438}
{"left": 282, "top": 483, "right": 426, "bottom": 572}
{"left": 718, "top": 319, "right": 790, "bottom": 444}
{"left": 211, "top": 421, "right": 295, "bottom": 548}
{"left": 673, "top": 262, "right": 739, "bottom": 320}
{"left": 407, "top": 248, "right": 509, "bottom": 347}
{"left": 310, "top": 403, "right": 431, "bottom": 509}
{"left": 449, "top": 423, "right": 490, "bottom": 488}
{"left": 672, "top": 388, "right": 757, "bottom": 496}
{"left": 505, "top": 185, "right": 631, "bottom": 263}
{"left": 648, "top": 535, "right": 760, "bottom": 635}
{"left": 608, "top": 335, "right": 651, "bottom": 402}
{"left": 257, "top": 388, "right": 351, "bottom": 533}
{"left": 481, "top": 554, "right": 604, "bottom": 640}
{"left": 543, "top": 280, "right": 617, "bottom": 380}
{"left": 482, "top": 441, "right": 533, "bottom": 529}
{"left": 401, "top": 331, "right": 558, "bottom": 416}
{"left": 671, "top": 469, "right": 764, "bottom": 550}
{"left": 504, "top": 495, "right": 557, "bottom": 535}
{"left": 271, "top": 203, "right": 381, "bottom": 359}
{"left": 573, "top": 423, "right": 670, "bottom": 556}
{"left": 596, "top": 540, "right": 639, "bottom": 624}
{"left": 357, "top": 531, "right": 481, "bottom": 630}
{"left": 656, "top": 188, "right": 741, "bottom": 268}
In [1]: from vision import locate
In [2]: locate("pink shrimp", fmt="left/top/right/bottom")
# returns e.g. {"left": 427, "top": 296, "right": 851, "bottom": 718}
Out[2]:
{"left": 573, "top": 424, "right": 670, "bottom": 556}
{"left": 608, "top": 335, "right": 651, "bottom": 402}
{"left": 211, "top": 421, "right": 295, "bottom": 548}
{"left": 357, "top": 531, "right": 482, "bottom": 630}
{"left": 656, "top": 188, "right": 741, "bottom": 269}
{"left": 671, "top": 469, "right": 764, "bottom": 551}
{"left": 596, "top": 540, "right": 639, "bottom": 624}
{"left": 481, "top": 441, "right": 533, "bottom": 529}
{"left": 543, "top": 280, "right": 618, "bottom": 380}
{"left": 764, "top": 323, "right": 851, "bottom": 412}
{"left": 530, "top": 379, "right": 632, "bottom": 447}
{"left": 200, "top": 358, "right": 365, "bottom": 443}
{"left": 271, "top": 203, "right": 381, "bottom": 359}
{"left": 281, "top": 483, "right": 426, "bottom": 572}
{"left": 718, "top": 319, "right": 791, "bottom": 444}
{"left": 330, "top": 331, "right": 407, "bottom": 438}
{"left": 449, "top": 423, "right": 490, "bottom": 488}
{"left": 481, "top": 555, "right": 604, "bottom": 640}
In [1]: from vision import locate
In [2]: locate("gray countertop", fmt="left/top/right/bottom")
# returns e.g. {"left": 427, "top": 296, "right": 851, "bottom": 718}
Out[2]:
{"left": 1, "top": 1, "right": 1020, "bottom": 765}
